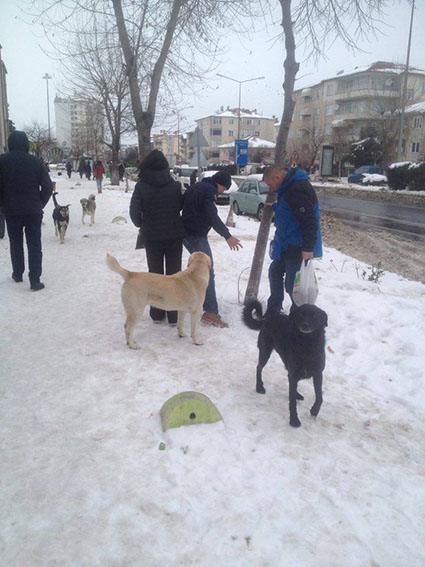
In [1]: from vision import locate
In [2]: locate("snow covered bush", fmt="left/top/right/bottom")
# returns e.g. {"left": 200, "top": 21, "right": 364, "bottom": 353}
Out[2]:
{"left": 386, "top": 162, "right": 411, "bottom": 191}
{"left": 408, "top": 162, "right": 425, "bottom": 191}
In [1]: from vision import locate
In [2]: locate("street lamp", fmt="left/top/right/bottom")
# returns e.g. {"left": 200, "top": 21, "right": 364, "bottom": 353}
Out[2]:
{"left": 216, "top": 73, "right": 264, "bottom": 171}
{"left": 397, "top": 0, "right": 415, "bottom": 161}
{"left": 173, "top": 105, "right": 194, "bottom": 164}
{"left": 42, "top": 73, "right": 52, "bottom": 140}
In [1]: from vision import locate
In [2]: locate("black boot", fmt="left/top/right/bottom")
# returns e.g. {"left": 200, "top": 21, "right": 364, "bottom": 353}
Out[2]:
{"left": 30, "top": 282, "right": 45, "bottom": 291}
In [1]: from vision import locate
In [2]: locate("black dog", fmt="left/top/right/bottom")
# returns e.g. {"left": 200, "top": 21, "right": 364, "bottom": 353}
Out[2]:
{"left": 52, "top": 192, "right": 71, "bottom": 244}
{"left": 243, "top": 301, "right": 328, "bottom": 427}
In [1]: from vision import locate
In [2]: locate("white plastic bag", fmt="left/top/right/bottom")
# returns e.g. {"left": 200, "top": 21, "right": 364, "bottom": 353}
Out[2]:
{"left": 292, "top": 259, "right": 319, "bottom": 306}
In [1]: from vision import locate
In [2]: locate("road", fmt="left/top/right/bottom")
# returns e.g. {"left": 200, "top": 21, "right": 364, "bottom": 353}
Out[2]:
{"left": 318, "top": 194, "right": 425, "bottom": 242}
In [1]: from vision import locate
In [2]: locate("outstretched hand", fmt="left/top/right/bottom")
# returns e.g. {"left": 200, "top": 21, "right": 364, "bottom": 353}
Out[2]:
{"left": 227, "top": 236, "right": 243, "bottom": 251}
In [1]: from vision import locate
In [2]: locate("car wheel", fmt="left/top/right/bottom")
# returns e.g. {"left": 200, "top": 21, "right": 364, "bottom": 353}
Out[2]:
{"left": 232, "top": 201, "right": 241, "bottom": 215}
{"left": 257, "top": 204, "right": 264, "bottom": 221}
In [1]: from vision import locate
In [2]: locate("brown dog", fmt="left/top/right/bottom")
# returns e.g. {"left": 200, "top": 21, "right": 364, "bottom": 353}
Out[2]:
{"left": 106, "top": 252, "right": 211, "bottom": 349}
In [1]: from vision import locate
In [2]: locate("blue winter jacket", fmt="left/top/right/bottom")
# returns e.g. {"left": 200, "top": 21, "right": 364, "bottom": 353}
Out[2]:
{"left": 270, "top": 168, "right": 322, "bottom": 260}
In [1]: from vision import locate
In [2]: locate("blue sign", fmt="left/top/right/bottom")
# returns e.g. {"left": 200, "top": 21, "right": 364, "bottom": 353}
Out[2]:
{"left": 235, "top": 139, "right": 248, "bottom": 166}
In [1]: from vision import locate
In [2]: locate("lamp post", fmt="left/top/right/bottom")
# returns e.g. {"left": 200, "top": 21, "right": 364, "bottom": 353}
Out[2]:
{"left": 397, "top": 0, "right": 415, "bottom": 161}
{"left": 42, "top": 73, "right": 52, "bottom": 141}
{"left": 173, "top": 105, "right": 194, "bottom": 165}
{"left": 216, "top": 73, "right": 264, "bottom": 172}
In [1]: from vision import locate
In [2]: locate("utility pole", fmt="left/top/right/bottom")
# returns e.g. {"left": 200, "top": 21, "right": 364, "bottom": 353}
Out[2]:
{"left": 216, "top": 74, "right": 264, "bottom": 173}
{"left": 42, "top": 73, "right": 52, "bottom": 141}
{"left": 173, "top": 105, "right": 193, "bottom": 165}
{"left": 397, "top": 0, "right": 415, "bottom": 161}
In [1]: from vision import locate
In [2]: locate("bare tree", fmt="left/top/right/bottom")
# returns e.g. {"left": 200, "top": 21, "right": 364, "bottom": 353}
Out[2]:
{"left": 23, "top": 121, "right": 57, "bottom": 159}
{"left": 244, "top": 0, "right": 388, "bottom": 303}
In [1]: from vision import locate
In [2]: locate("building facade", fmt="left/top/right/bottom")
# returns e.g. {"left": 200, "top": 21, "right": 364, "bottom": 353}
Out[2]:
{"left": 195, "top": 107, "right": 276, "bottom": 162}
{"left": 287, "top": 61, "right": 425, "bottom": 167}
{"left": 0, "top": 46, "right": 9, "bottom": 153}
{"left": 54, "top": 96, "right": 104, "bottom": 157}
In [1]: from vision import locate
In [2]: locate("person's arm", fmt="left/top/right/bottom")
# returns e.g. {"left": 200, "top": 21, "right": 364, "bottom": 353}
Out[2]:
{"left": 203, "top": 186, "right": 232, "bottom": 240}
{"left": 285, "top": 181, "right": 317, "bottom": 253}
{"left": 39, "top": 164, "right": 53, "bottom": 208}
{"left": 129, "top": 183, "right": 144, "bottom": 227}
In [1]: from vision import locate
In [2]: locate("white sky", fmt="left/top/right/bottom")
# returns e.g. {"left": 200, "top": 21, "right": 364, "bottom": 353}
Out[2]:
{"left": 1, "top": 0, "right": 425, "bottom": 136}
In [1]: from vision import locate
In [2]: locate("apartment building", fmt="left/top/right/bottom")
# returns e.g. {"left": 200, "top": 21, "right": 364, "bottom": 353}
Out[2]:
{"left": 0, "top": 46, "right": 9, "bottom": 153}
{"left": 288, "top": 61, "right": 425, "bottom": 166}
{"left": 152, "top": 131, "right": 187, "bottom": 166}
{"left": 195, "top": 107, "right": 276, "bottom": 162}
{"left": 404, "top": 102, "right": 425, "bottom": 162}
{"left": 219, "top": 136, "right": 275, "bottom": 163}
{"left": 54, "top": 96, "right": 104, "bottom": 157}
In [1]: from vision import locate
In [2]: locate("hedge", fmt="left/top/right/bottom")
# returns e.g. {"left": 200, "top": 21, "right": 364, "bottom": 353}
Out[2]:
{"left": 386, "top": 162, "right": 425, "bottom": 191}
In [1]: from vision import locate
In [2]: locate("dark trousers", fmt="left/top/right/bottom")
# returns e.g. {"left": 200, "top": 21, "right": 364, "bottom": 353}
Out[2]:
{"left": 5, "top": 213, "right": 43, "bottom": 284}
{"left": 267, "top": 246, "right": 302, "bottom": 314}
{"left": 145, "top": 238, "right": 183, "bottom": 324}
{"left": 0, "top": 212, "right": 5, "bottom": 238}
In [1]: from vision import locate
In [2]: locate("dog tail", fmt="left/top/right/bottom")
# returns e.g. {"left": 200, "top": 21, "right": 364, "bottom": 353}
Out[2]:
{"left": 242, "top": 299, "right": 265, "bottom": 331}
{"left": 106, "top": 253, "right": 129, "bottom": 280}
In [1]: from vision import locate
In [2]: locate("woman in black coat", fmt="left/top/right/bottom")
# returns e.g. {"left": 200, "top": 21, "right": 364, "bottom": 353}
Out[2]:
{"left": 129, "top": 149, "right": 185, "bottom": 325}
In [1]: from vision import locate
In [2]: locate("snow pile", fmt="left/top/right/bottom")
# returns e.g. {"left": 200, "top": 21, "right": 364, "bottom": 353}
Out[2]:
{"left": 1, "top": 174, "right": 425, "bottom": 566}
{"left": 362, "top": 173, "right": 387, "bottom": 184}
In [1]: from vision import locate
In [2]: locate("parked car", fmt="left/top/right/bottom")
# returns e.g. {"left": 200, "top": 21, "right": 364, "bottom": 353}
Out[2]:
{"left": 173, "top": 165, "right": 199, "bottom": 190}
{"left": 229, "top": 174, "right": 271, "bottom": 220}
{"left": 348, "top": 165, "right": 384, "bottom": 184}
{"left": 199, "top": 170, "right": 238, "bottom": 205}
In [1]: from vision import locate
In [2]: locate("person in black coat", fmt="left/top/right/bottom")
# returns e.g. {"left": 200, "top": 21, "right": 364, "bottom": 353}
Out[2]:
{"left": 85, "top": 162, "right": 92, "bottom": 180}
{"left": 0, "top": 131, "right": 53, "bottom": 290}
{"left": 129, "top": 149, "right": 185, "bottom": 325}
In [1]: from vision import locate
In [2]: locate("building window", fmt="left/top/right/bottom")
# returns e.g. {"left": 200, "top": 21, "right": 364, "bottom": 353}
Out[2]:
{"left": 411, "top": 142, "right": 420, "bottom": 153}
{"left": 245, "top": 119, "right": 252, "bottom": 125}
{"left": 211, "top": 129, "right": 222, "bottom": 136}
{"left": 213, "top": 118, "right": 221, "bottom": 124}
{"left": 413, "top": 117, "right": 423, "bottom": 129}
{"left": 254, "top": 131, "right": 260, "bottom": 136}
{"left": 406, "top": 89, "right": 415, "bottom": 101}
{"left": 325, "top": 104, "right": 334, "bottom": 116}
{"left": 326, "top": 84, "right": 334, "bottom": 96}
{"left": 211, "top": 151, "right": 220, "bottom": 158}
{"left": 324, "top": 125, "right": 331, "bottom": 135}
{"left": 315, "top": 108, "right": 320, "bottom": 116}
{"left": 229, "top": 119, "right": 234, "bottom": 124}
{"left": 228, "top": 130, "right": 234, "bottom": 136}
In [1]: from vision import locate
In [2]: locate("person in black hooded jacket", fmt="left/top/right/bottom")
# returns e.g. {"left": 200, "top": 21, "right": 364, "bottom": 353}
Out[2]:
{"left": 0, "top": 130, "right": 52, "bottom": 291}
{"left": 129, "top": 149, "right": 185, "bottom": 325}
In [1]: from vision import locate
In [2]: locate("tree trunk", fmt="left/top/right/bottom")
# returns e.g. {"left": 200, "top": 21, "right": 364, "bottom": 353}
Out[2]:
{"left": 244, "top": 0, "right": 299, "bottom": 304}
{"left": 111, "top": 136, "right": 120, "bottom": 186}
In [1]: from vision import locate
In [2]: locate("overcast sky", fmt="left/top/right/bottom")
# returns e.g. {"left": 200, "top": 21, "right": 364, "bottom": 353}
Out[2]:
{"left": 1, "top": 1, "right": 424, "bottom": 138}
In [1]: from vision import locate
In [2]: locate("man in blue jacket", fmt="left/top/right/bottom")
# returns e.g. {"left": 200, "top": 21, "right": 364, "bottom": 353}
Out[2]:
{"left": 182, "top": 171, "right": 242, "bottom": 327}
{"left": 0, "top": 131, "right": 52, "bottom": 291}
{"left": 263, "top": 164, "right": 322, "bottom": 313}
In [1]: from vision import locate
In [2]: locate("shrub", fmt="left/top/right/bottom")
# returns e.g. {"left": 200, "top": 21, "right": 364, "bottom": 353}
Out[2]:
{"left": 408, "top": 162, "right": 425, "bottom": 191}
{"left": 386, "top": 162, "right": 411, "bottom": 190}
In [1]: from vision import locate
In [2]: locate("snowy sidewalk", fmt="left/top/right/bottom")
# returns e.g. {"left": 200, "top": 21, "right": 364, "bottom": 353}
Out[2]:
{"left": 1, "top": 174, "right": 425, "bottom": 566}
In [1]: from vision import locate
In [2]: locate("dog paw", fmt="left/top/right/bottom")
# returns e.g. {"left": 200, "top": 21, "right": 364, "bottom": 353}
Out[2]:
{"left": 296, "top": 392, "right": 304, "bottom": 401}
{"left": 193, "top": 338, "right": 204, "bottom": 346}
{"left": 256, "top": 385, "right": 266, "bottom": 394}
{"left": 310, "top": 404, "right": 321, "bottom": 417}
{"left": 290, "top": 416, "right": 301, "bottom": 428}
{"left": 128, "top": 343, "right": 141, "bottom": 350}
{"left": 178, "top": 331, "right": 187, "bottom": 338}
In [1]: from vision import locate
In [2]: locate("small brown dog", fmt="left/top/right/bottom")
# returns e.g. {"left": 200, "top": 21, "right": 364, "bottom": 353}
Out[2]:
{"left": 52, "top": 192, "right": 71, "bottom": 244}
{"left": 80, "top": 194, "right": 96, "bottom": 225}
{"left": 106, "top": 252, "right": 211, "bottom": 349}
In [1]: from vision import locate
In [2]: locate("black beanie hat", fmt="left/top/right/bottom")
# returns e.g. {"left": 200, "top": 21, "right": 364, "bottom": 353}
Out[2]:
{"left": 138, "top": 149, "right": 169, "bottom": 172}
{"left": 212, "top": 171, "right": 232, "bottom": 190}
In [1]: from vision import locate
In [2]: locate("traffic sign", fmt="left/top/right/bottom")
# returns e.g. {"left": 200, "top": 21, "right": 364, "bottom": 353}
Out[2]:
{"left": 235, "top": 139, "right": 248, "bottom": 166}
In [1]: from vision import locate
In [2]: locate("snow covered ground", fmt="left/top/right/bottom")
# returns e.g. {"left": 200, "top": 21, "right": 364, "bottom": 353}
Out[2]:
{"left": 1, "top": 173, "right": 425, "bottom": 566}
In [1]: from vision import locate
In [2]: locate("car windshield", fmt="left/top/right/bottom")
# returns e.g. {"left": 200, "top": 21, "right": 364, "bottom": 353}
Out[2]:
{"left": 355, "top": 166, "right": 370, "bottom": 174}
{"left": 259, "top": 181, "right": 270, "bottom": 194}
{"left": 180, "top": 168, "right": 196, "bottom": 177}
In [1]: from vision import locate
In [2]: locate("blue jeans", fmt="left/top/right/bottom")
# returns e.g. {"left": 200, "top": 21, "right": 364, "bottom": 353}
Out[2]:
{"left": 183, "top": 235, "right": 218, "bottom": 314}
{"left": 267, "top": 246, "right": 302, "bottom": 313}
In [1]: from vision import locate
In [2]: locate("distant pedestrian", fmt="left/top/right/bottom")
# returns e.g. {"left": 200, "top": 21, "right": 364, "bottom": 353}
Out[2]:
{"left": 93, "top": 160, "right": 106, "bottom": 193}
{"left": 78, "top": 160, "right": 85, "bottom": 179}
{"left": 0, "top": 131, "right": 52, "bottom": 291}
{"left": 66, "top": 161, "right": 72, "bottom": 179}
{"left": 85, "top": 162, "right": 92, "bottom": 180}
{"left": 129, "top": 149, "right": 185, "bottom": 325}
{"left": 118, "top": 162, "right": 125, "bottom": 182}
{"left": 189, "top": 169, "right": 197, "bottom": 187}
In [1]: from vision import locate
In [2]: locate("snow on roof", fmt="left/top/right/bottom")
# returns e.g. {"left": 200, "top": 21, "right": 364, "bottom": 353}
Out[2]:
{"left": 331, "top": 119, "right": 346, "bottom": 126}
{"left": 196, "top": 108, "right": 274, "bottom": 121}
{"left": 404, "top": 102, "right": 425, "bottom": 114}
{"left": 218, "top": 136, "right": 275, "bottom": 149}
